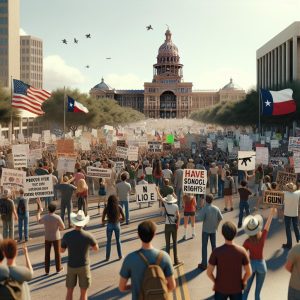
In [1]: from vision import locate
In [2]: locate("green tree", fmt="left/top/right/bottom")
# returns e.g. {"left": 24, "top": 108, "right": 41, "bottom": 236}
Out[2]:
{"left": 0, "top": 86, "right": 20, "bottom": 125}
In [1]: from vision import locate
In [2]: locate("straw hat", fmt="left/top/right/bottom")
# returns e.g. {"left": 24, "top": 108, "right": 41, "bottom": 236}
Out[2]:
{"left": 285, "top": 182, "right": 297, "bottom": 192}
{"left": 163, "top": 194, "right": 177, "bottom": 204}
{"left": 70, "top": 210, "right": 90, "bottom": 227}
{"left": 243, "top": 214, "right": 263, "bottom": 236}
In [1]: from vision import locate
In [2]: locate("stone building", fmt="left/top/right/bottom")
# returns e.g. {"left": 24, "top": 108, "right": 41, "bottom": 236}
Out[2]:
{"left": 90, "top": 29, "right": 246, "bottom": 118}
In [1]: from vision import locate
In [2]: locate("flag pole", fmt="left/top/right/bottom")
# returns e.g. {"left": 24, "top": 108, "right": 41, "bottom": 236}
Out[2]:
{"left": 258, "top": 89, "right": 261, "bottom": 137}
{"left": 63, "top": 86, "right": 66, "bottom": 139}
{"left": 9, "top": 76, "right": 13, "bottom": 143}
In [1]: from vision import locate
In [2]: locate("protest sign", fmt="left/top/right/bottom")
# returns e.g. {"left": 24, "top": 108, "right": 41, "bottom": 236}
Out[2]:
{"left": 294, "top": 153, "right": 300, "bottom": 173}
{"left": 57, "top": 139, "right": 75, "bottom": 156}
{"left": 42, "top": 130, "right": 51, "bottom": 143}
{"left": 31, "top": 133, "right": 41, "bottom": 142}
{"left": 12, "top": 144, "right": 29, "bottom": 168}
{"left": 18, "top": 133, "right": 25, "bottom": 143}
{"left": 238, "top": 151, "right": 256, "bottom": 170}
{"left": 270, "top": 140, "right": 279, "bottom": 149}
{"left": 206, "top": 139, "right": 213, "bottom": 151}
{"left": 57, "top": 157, "right": 76, "bottom": 173}
{"left": 166, "top": 134, "right": 174, "bottom": 144}
{"left": 270, "top": 157, "right": 288, "bottom": 166}
{"left": 163, "top": 143, "right": 172, "bottom": 151}
{"left": 24, "top": 175, "right": 53, "bottom": 199}
{"left": 263, "top": 191, "right": 284, "bottom": 206}
{"left": 288, "top": 137, "right": 300, "bottom": 152}
{"left": 0, "top": 168, "right": 26, "bottom": 189}
{"left": 136, "top": 184, "right": 157, "bottom": 204}
{"left": 148, "top": 142, "right": 162, "bottom": 152}
{"left": 174, "top": 141, "right": 180, "bottom": 149}
{"left": 116, "top": 146, "right": 128, "bottom": 159}
{"left": 91, "top": 129, "right": 98, "bottom": 138}
{"left": 276, "top": 171, "right": 297, "bottom": 191}
{"left": 127, "top": 146, "right": 139, "bottom": 161}
{"left": 117, "top": 140, "right": 126, "bottom": 147}
{"left": 239, "top": 135, "right": 253, "bottom": 151}
{"left": 182, "top": 169, "right": 207, "bottom": 194}
{"left": 87, "top": 166, "right": 112, "bottom": 178}
{"left": 80, "top": 138, "right": 91, "bottom": 151}
{"left": 256, "top": 147, "right": 269, "bottom": 165}
{"left": 115, "top": 161, "right": 125, "bottom": 174}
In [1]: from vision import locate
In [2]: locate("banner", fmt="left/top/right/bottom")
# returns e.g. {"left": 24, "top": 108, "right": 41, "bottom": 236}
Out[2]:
{"left": 127, "top": 146, "right": 139, "bottom": 161}
{"left": 276, "top": 171, "right": 297, "bottom": 191}
{"left": 148, "top": 142, "right": 162, "bottom": 152}
{"left": 136, "top": 184, "right": 157, "bottom": 203}
{"left": 24, "top": 175, "right": 53, "bottom": 199}
{"left": 288, "top": 137, "right": 300, "bottom": 152}
{"left": 116, "top": 146, "right": 128, "bottom": 159}
{"left": 0, "top": 168, "right": 26, "bottom": 189}
{"left": 182, "top": 169, "right": 207, "bottom": 194}
{"left": 263, "top": 190, "right": 284, "bottom": 206}
{"left": 238, "top": 151, "right": 256, "bottom": 170}
{"left": 86, "top": 166, "right": 112, "bottom": 178}
{"left": 115, "top": 161, "right": 125, "bottom": 174}
{"left": 256, "top": 147, "right": 269, "bottom": 165}
{"left": 57, "top": 157, "right": 77, "bottom": 173}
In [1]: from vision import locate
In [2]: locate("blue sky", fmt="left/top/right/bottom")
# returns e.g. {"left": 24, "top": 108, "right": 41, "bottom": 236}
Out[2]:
{"left": 20, "top": 0, "right": 300, "bottom": 93}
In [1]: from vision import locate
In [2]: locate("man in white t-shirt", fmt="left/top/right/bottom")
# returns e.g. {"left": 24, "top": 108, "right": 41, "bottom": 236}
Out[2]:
{"left": 144, "top": 163, "right": 153, "bottom": 183}
{"left": 162, "top": 164, "right": 173, "bottom": 181}
{"left": 283, "top": 182, "right": 300, "bottom": 249}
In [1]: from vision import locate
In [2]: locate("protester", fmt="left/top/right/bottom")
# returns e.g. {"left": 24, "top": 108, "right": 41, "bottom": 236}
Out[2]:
{"left": 144, "top": 162, "right": 153, "bottom": 183}
{"left": 102, "top": 195, "right": 125, "bottom": 261}
{"left": 162, "top": 163, "right": 173, "bottom": 181}
{"left": 174, "top": 165, "right": 184, "bottom": 208}
{"left": 98, "top": 177, "right": 107, "bottom": 213}
{"left": 116, "top": 173, "right": 131, "bottom": 225}
{"left": 16, "top": 188, "right": 29, "bottom": 242}
{"left": 198, "top": 194, "right": 223, "bottom": 270}
{"left": 237, "top": 180, "right": 252, "bottom": 228}
{"left": 208, "top": 162, "right": 218, "bottom": 195}
{"left": 153, "top": 159, "right": 163, "bottom": 188}
{"left": 242, "top": 208, "right": 276, "bottom": 300}
{"left": 207, "top": 221, "right": 252, "bottom": 299}
{"left": 37, "top": 202, "right": 65, "bottom": 275}
{"left": 182, "top": 194, "right": 197, "bottom": 240}
{"left": 217, "top": 163, "right": 225, "bottom": 198}
{"left": 223, "top": 170, "right": 234, "bottom": 212}
{"left": 119, "top": 220, "right": 176, "bottom": 299}
{"left": 61, "top": 210, "right": 99, "bottom": 300}
{"left": 76, "top": 179, "right": 88, "bottom": 216}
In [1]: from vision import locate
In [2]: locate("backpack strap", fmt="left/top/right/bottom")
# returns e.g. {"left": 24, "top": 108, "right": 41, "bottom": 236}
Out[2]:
{"left": 138, "top": 251, "right": 149, "bottom": 266}
{"left": 155, "top": 251, "right": 163, "bottom": 266}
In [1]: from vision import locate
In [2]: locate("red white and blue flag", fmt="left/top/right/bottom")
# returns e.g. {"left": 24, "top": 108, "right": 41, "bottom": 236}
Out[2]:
{"left": 67, "top": 96, "right": 89, "bottom": 113}
{"left": 261, "top": 88, "right": 296, "bottom": 116}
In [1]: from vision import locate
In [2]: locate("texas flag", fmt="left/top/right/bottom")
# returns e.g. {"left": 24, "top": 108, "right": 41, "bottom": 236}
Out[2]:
{"left": 261, "top": 88, "right": 296, "bottom": 116}
{"left": 67, "top": 96, "right": 89, "bottom": 113}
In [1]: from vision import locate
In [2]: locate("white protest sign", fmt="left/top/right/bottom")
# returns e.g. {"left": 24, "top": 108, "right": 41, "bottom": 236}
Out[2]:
{"left": 182, "top": 169, "right": 207, "bottom": 194}
{"left": 87, "top": 166, "right": 112, "bottom": 178}
{"left": 270, "top": 140, "right": 279, "bottom": 149}
{"left": 148, "top": 142, "right": 162, "bottom": 152}
{"left": 24, "top": 175, "right": 53, "bottom": 199}
{"left": 31, "top": 133, "right": 41, "bottom": 142}
{"left": 57, "top": 157, "right": 76, "bottom": 173}
{"left": 115, "top": 161, "right": 125, "bottom": 174}
{"left": 18, "top": 133, "right": 25, "bottom": 143}
{"left": 239, "top": 135, "right": 253, "bottom": 151}
{"left": 256, "top": 147, "right": 269, "bottom": 165}
{"left": 127, "top": 146, "right": 139, "bottom": 161}
{"left": 294, "top": 153, "right": 300, "bottom": 173}
{"left": 80, "top": 138, "right": 91, "bottom": 151}
{"left": 0, "top": 168, "right": 26, "bottom": 188}
{"left": 288, "top": 137, "right": 300, "bottom": 152}
{"left": 91, "top": 129, "right": 98, "bottom": 138}
{"left": 136, "top": 184, "right": 157, "bottom": 203}
{"left": 174, "top": 141, "right": 180, "bottom": 149}
{"left": 12, "top": 144, "right": 29, "bottom": 169}
{"left": 116, "top": 146, "right": 128, "bottom": 159}
{"left": 238, "top": 151, "right": 256, "bottom": 170}
{"left": 42, "top": 130, "right": 51, "bottom": 143}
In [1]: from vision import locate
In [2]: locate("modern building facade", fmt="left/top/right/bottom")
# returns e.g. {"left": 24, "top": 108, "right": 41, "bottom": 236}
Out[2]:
{"left": 90, "top": 29, "right": 246, "bottom": 117}
{"left": 20, "top": 35, "right": 43, "bottom": 89}
{"left": 0, "top": 0, "right": 20, "bottom": 89}
{"left": 257, "top": 22, "right": 300, "bottom": 90}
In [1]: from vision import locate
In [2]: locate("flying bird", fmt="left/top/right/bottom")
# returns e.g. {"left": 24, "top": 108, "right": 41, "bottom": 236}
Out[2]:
{"left": 62, "top": 39, "right": 67, "bottom": 44}
{"left": 74, "top": 38, "right": 78, "bottom": 44}
{"left": 85, "top": 34, "right": 91, "bottom": 38}
{"left": 106, "top": 57, "right": 112, "bottom": 60}
{"left": 85, "top": 65, "right": 90, "bottom": 68}
{"left": 146, "top": 25, "right": 153, "bottom": 30}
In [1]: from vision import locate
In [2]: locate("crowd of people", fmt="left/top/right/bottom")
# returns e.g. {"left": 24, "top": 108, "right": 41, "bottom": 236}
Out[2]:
{"left": 0, "top": 130, "right": 299, "bottom": 300}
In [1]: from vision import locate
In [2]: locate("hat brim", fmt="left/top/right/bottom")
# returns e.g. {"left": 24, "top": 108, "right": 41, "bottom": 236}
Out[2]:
{"left": 70, "top": 212, "right": 90, "bottom": 227}
{"left": 243, "top": 214, "right": 263, "bottom": 236}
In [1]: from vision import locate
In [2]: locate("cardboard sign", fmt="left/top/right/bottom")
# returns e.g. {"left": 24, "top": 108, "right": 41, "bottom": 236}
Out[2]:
{"left": 57, "top": 157, "right": 76, "bottom": 173}
{"left": 148, "top": 142, "right": 162, "bottom": 152}
{"left": 115, "top": 161, "right": 125, "bottom": 174}
{"left": 116, "top": 146, "right": 128, "bottom": 159}
{"left": 182, "top": 169, "right": 207, "bottom": 194}
{"left": 127, "top": 146, "right": 139, "bottom": 161}
{"left": 56, "top": 139, "right": 75, "bottom": 156}
{"left": 31, "top": 133, "right": 41, "bottom": 142}
{"left": 276, "top": 171, "right": 297, "bottom": 191}
{"left": 24, "top": 175, "right": 53, "bottom": 199}
{"left": 294, "top": 153, "right": 300, "bottom": 173}
{"left": 238, "top": 151, "right": 256, "bottom": 170}
{"left": 256, "top": 147, "right": 269, "bottom": 165}
{"left": 263, "top": 191, "right": 284, "bottom": 206}
{"left": 0, "top": 168, "right": 26, "bottom": 188}
{"left": 288, "top": 137, "right": 300, "bottom": 152}
{"left": 117, "top": 140, "right": 126, "bottom": 147}
{"left": 136, "top": 184, "right": 157, "bottom": 203}
{"left": 86, "top": 166, "right": 112, "bottom": 178}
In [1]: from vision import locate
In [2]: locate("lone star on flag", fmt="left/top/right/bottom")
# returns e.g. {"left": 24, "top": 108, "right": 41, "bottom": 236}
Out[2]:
{"left": 69, "top": 103, "right": 73, "bottom": 107}
{"left": 265, "top": 100, "right": 271, "bottom": 106}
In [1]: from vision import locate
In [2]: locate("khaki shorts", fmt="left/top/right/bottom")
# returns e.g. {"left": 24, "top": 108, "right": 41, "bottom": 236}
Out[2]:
{"left": 66, "top": 265, "right": 91, "bottom": 289}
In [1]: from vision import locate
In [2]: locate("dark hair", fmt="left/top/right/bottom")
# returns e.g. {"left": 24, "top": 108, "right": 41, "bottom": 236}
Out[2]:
{"left": 99, "top": 178, "right": 103, "bottom": 184}
{"left": 153, "top": 160, "right": 162, "bottom": 176}
{"left": 205, "top": 194, "right": 214, "bottom": 204}
{"left": 48, "top": 202, "right": 57, "bottom": 213}
{"left": 222, "top": 221, "right": 237, "bottom": 241}
{"left": 1, "top": 239, "right": 17, "bottom": 259}
{"left": 164, "top": 179, "right": 169, "bottom": 185}
{"left": 48, "top": 168, "right": 53, "bottom": 174}
{"left": 0, "top": 243, "right": 4, "bottom": 262}
{"left": 106, "top": 195, "right": 120, "bottom": 223}
{"left": 225, "top": 170, "right": 230, "bottom": 177}
{"left": 264, "top": 175, "right": 271, "bottom": 183}
{"left": 121, "top": 173, "right": 127, "bottom": 181}
{"left": 241, "top": 180, "right": 247, "bottom": 187}
{"left": 38, "top": 162, "right": 43, "bottom": 168}
{"left": 138, "top": 220, "right": 156, "bottom": 243}
{"left": 271, "top": 182, "right": 277, "bottom": 190}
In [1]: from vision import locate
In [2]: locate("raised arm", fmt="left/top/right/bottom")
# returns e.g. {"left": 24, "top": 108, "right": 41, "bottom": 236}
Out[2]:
{"left": 264, "top": 207, "right": 276, "bottom": 232}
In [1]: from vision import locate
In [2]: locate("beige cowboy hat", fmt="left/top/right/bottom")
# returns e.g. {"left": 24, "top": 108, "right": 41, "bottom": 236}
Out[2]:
{"left": 285, "top": 182, "right": 297, "bottom": 192}
{"left": 243, "top": 214, "right": 263, "bottom": 236}
{"left": 70, "top": 210, "right": 90, "bottom": 227}
{"left": 188, "top": 158, "right": 194, "bottom": 162}
{"left": 163, "top": 194, "right": 177, "bottom": 204}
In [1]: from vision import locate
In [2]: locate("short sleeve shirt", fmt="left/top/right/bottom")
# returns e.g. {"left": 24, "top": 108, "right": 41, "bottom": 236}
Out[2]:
{"left": 164, "top": 203, "right": 178, "bottom": 225}
{"left": 39, "top": 213, "right": 64, "bottom": 241}
{"left": 243, "top": 229, "right": 268, "bottom": 260}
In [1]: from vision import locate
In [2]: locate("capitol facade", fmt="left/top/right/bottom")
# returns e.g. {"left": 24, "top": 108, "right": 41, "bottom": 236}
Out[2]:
{"left": 90, "top": 29, "right": 246, "bottom": 118}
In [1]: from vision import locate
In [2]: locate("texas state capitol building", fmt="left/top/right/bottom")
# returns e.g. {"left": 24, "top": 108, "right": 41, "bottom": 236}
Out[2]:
{"left": 90, "top": 29, "right": 246, "bottom": 118}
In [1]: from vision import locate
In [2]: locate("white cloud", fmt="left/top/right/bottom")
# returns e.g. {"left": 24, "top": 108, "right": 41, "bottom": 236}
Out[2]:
{"left": 43, "top": 55, "right": 85, "bottom": 91}
{"left": 19, "top": 28, "right": 27, "bottom": 36}
{"left": 105, "top": 73, "right": 145, "bottom": 90}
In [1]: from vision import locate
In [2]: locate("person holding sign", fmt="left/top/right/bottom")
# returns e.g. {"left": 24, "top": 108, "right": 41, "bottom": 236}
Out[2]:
{"left": 242, "top": 208, "right": 276, "bottom": 300}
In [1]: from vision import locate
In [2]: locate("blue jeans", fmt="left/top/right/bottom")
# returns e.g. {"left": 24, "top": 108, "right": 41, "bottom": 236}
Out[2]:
{"left": 120, "top": 200, "right": 129, "bottom": 224}
{"left": 201, "top": 231, "right": 216, "bottom": 267}
{"left": 284, "top": 216, "right": 300, "bottom": 247}
{"left": 218, "top": 179, "right": 224, "bottom": 198}
{"left": 215, "top": 292, "right": 242, "bottom": 300}
{"left": 2, "top": 217, "right": 14, "bottom": 239}
{"left": 176, "top": 187, "right": 183, "bottom": 208}
{"left": 18, "top": 212, "right": 29, "bottom": 241}
{"left": 238, "top": 170, "right": 245, "bottom": 184}
{"left": 44, "top": 197, "right": 52, "bottom": 208}
{"left": 243, "top": 260, "right": 267, "bottom": 300}
{"left": 288, "top": 287, "right": 300, "bottom": 300}
{"left": 238, "top": 201, "right": 250, "bottom": 226}
{"left": 210, "top": 175, "right": 218, "bottom": 194}
{"left": 61, "top": 200, "right": 72, "bottom": 227}
{"left": 106, "top": 222, "right": 122, "bottom": 259}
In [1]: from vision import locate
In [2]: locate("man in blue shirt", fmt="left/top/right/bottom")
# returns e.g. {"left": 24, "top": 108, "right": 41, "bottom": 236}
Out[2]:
{"left": 119, "top": 220, "right": 176, "bottom": 300}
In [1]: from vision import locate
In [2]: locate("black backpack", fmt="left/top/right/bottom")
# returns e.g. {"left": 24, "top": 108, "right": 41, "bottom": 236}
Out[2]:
{"left": 0, "top": 278, "right": 23, "bottom": 300}
{"left": 17, "top": 198, "right": 26, "bottom": 215}
{"left": 0, "top": 199, "right": 9, "bottom": 217}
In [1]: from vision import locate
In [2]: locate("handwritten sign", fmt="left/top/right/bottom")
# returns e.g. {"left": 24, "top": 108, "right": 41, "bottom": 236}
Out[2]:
{"left": 24, "top": 175, "right": 53, "bottom": 199}
{"left": 256, "top": 147, "right": 269, "bottom": 165}
{"left": 0, "top": 168, "right": 26, "bottom": 189}
{"left": 116, "top": 146, "right": 128, "bottom": 159}
{"left": 86, "top": 166, "right": 112, "bottom": 178}
{"left": 148, "top": 142, "right": 162, "bottom": 152}
{"left": 288, "top": 137, "right": 300, "bottom": 152}
{"left": 56, "top": 139, "right": 75, "bottom": 156}
{"left": 263, "top": 190, "right": 284, "bottom": 206}
{"left": 182, "top": 169, "right": 207, "bottom": 194}
{"left": 276, "top": 171, "right": 297, "bottom": 191}
{"left": 127, "top": 146, "right": 139, "bottom": 161}
{"left": 136, "top": 184, "right": 157, "bottom": 203}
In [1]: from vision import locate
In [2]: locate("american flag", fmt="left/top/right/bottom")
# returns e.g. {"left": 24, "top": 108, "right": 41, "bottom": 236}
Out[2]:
{"left": 12, "top": 79, "right": 51, "bottom": 115}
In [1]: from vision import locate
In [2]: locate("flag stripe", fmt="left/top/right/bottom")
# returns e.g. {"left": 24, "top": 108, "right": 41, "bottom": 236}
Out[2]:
{"left": 12, "top": 103, "right": 44, "bottom": 115}
{"left": 12, "top": 95, "right": 43, "bottom": 108}
{"left": 12, "top": 99, "right": 44, "bottom": 114}
{"left": 273, "top": 100, "right": 297, "bottom": 116}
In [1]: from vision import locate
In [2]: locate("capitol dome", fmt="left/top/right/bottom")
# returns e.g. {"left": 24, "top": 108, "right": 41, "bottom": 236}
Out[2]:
{"left": 158, "top": 29, "right": 179, "bottom": 58}
{"left": 93, "top": 77, "right": 113, "bottom": 90}
{"left": 222, "top": 78, "right": 241, "bottom": 90}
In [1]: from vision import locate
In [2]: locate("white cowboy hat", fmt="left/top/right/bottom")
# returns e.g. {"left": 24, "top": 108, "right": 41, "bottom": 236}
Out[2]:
{"left": 70, "top": 210, "right": 90, "bottom": 227}
{"left": 285, "top": 182, "right": 297, "bottom": 192}
{"left": 243, "top": 214, "right": 263, "bottom": 236}
{"left": 188, "top": 158, "right": 194, "bottom": 162}
{"left": 163, "top": 194, "right": 177, "bottom": 204}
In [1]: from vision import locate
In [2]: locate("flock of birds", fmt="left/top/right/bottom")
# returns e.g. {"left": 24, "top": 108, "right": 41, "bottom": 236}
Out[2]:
{"left": 61, "top": 25, "right": 154, "bottom": 69}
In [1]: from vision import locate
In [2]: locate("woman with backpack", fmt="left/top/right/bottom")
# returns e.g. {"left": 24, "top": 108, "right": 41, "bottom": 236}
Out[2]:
{"left": 223, "top": 170, "right": 234, "bottom": 212}
{"left": 98, "top": 178, "right": 107, "bottom": 214}
{"left": 102, "top": 195, "right": 125, "bottom": 261}
{"left": 16, "top": 189, "right": 29, "bottom": 242}
{"left": 76, "top": 179, "right": 88, "bottom": 216}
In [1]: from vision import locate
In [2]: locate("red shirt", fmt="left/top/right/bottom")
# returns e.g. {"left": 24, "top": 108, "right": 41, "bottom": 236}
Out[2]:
{"left": 184, "top": 198, "right": 197, "bottom": 213}
{"left": 76, "top": 190, "right": 88, "bottom": 198}
{"left": 243, "top": 229, "right": 268, "bottom": 260}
